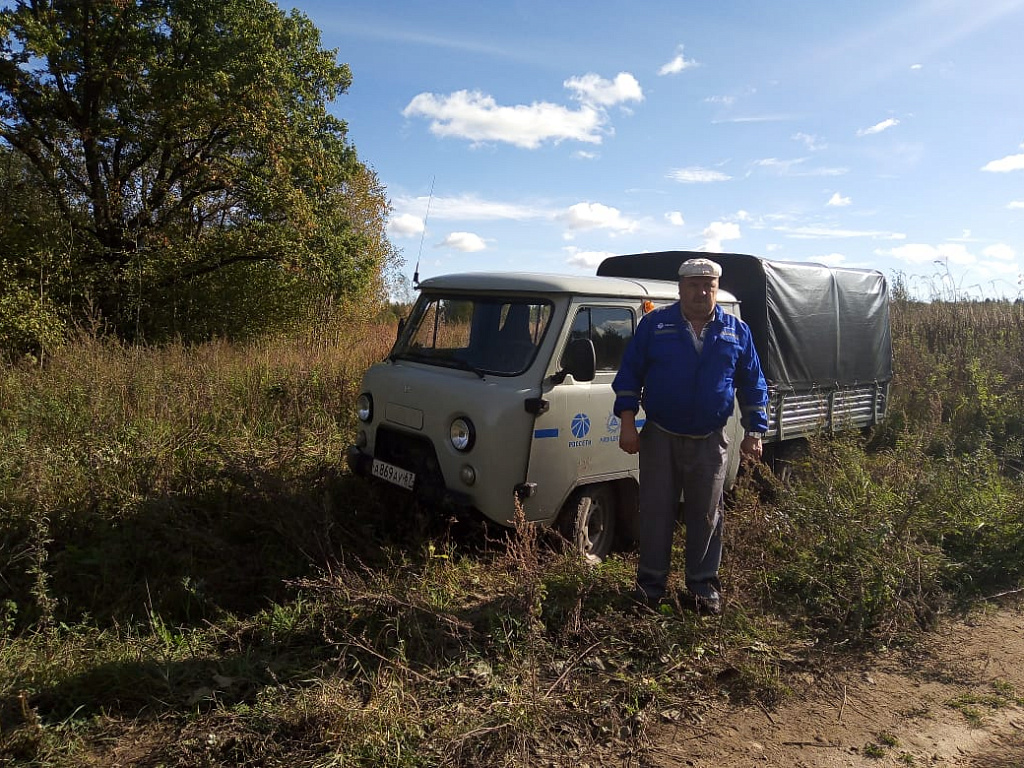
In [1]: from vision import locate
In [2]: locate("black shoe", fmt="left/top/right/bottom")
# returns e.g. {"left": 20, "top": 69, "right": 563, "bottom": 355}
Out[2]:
{"left": 694, "top": 594, "right": 722, "bottom": 616}
{"left": 628, "top": 587, "right": 662, "bottom": 610}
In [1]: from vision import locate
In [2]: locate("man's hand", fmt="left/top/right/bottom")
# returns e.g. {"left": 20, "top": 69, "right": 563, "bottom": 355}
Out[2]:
{"left": 618, "top": 412, "right": 639, "bottom": 454}
{"left": 740, "top": 434, "right": 763, "bottom": 461}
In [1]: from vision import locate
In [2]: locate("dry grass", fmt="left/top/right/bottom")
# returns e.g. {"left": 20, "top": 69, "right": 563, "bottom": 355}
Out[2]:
{"left": 1, "top": 297, "right": 1023, "bottom": 765}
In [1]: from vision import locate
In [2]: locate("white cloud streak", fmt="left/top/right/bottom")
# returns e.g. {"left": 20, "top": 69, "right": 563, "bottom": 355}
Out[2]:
{"left": 857, "top": 118, "right": 900, "bottom": 136}
{"left": 982, "top": 144, "right": 1024, "bottom": 172}
{"left": 668, "top": 167, "right": 731, "bottom": 183}
{"left": 394, "top": 194, "right": 551, "bottom": 222}
{"left": 827, "top": 192, "right": 852, "bottom": 207}
{"left": 776, "top": 225, "right": 905, "bottom": 240}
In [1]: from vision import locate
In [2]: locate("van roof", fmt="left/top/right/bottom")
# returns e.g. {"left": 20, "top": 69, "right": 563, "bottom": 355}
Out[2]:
{"left": 416, "top": 271, "right": 738, "bottom": 303}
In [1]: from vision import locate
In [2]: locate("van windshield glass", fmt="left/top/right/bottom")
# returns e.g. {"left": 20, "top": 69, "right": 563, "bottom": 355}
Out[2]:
{"left": 394, "top": 295, "right": 553, "bottom": 376}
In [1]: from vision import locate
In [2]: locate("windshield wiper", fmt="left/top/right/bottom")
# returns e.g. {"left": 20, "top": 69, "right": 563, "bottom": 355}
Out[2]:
{"left": 444, "top": 358, "right": 486, "bottom": 378}
{"left": 390, "top": 350, "right": 486, "bottom": 378}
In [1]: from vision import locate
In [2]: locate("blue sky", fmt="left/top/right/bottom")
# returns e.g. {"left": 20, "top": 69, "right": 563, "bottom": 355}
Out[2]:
{"left": 291, "top": 0, "right": 1024, "bottom": 300}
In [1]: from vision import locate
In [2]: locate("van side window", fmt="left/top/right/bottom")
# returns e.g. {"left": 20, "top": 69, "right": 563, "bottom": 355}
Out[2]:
{"left": 562, "top": 306, "right": 635, "bottom": 372}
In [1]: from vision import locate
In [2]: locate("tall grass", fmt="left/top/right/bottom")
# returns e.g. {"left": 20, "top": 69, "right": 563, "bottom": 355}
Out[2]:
{"left": 0, "top": 323, "right": 398, "bottom": 629}
{"left": 1, "top": 297, "right": 1023, "bottom": 766}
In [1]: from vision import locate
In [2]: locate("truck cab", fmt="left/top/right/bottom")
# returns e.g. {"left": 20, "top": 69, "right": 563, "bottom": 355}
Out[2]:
{"left": 347, "top": 272, "right": 745, "bottom": 560}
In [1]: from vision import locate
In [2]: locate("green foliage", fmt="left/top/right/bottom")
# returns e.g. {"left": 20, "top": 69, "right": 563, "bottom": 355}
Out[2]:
{"left": 738, "top": 436, "right": 949, "bottom": 643}
{"left": 3, "top": 296, "right": 1024, "bottom": 764}
{"left": 0, "top": 149, "right": 72, "bottom": 358}
{"left": 0, "top": 0, "right": 400, "bottom": 345}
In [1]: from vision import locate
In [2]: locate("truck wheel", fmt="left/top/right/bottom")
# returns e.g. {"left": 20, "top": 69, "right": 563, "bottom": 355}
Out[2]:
{"left": 559, "top": 484, "right": 616, "bottom": 563}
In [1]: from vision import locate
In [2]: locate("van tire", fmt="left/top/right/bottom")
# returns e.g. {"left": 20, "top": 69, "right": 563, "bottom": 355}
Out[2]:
{"left": 559, "top": 484, "right": 616, "bottom": 563}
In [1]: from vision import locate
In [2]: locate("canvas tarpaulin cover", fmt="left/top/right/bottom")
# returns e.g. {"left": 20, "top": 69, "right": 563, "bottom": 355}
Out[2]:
{"left": 597, "top": 251, "right": 893, "bottom": 392}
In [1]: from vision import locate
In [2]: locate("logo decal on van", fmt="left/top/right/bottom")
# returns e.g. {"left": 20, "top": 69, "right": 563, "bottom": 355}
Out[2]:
{"left": 569, "top": 412, "right": 592, "bottom": 447}
{"left": 601, "top": 414, "right": 621, "bottom": 443}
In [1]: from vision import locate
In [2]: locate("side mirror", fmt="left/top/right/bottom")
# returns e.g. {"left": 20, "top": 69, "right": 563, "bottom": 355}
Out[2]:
{"left": 553, "top": 337, "right": 596, "bottom": 384}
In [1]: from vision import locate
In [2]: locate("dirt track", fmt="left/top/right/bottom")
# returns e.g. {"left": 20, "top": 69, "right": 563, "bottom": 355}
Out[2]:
{"left": 645, "top": 596, "right": 1024, "bottom": 767}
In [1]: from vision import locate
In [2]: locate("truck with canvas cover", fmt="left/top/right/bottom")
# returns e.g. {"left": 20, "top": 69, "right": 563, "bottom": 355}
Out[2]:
{"left": 347, "top": 254, "right": 892, "bottom": 560}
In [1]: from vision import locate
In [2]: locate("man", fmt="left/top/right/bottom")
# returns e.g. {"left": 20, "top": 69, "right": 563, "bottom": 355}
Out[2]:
{"left": 612, "top": 257, "right": 768, "bottom": 614}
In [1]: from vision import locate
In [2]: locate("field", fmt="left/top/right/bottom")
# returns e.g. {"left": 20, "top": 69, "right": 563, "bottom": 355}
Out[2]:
{"left": 2, "top": 297, "right": 1024, "bottom": 766}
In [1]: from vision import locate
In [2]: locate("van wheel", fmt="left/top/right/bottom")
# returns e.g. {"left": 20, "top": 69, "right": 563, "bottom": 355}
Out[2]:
{"left": 559, "top": 484, "right": 616, "bottom": 563}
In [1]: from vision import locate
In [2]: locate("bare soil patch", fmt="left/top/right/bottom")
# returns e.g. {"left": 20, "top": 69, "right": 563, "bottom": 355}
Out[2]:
{"left": 644, "top": 596, "right": 1024, "bottom": 767}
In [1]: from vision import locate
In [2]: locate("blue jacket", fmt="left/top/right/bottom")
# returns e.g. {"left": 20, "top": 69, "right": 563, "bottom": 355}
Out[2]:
{"left": 613, "top": 303, "right": 769, "bottom": 435}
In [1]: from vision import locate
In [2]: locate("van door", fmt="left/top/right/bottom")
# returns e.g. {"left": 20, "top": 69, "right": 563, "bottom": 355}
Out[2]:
{"left": 523, "top": 302, "right": 639, "bottom": 523}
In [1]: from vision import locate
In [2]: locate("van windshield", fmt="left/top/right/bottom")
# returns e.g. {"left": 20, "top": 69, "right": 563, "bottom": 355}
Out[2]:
{"left": 393, "top": 295, "right": 554, "bottom": 376}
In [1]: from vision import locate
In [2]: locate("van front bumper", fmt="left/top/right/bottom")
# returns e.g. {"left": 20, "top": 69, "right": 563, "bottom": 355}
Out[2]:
{"left": 346, "top": 444, "right": 475, "bottom": 510}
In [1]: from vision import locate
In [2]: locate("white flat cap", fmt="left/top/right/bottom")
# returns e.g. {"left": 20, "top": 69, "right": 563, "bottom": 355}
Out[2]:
{"left": 678, "top": 258, "right": 723, "bottom": 278}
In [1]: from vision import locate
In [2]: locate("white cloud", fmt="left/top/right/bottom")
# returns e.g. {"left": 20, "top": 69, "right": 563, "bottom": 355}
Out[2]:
{"left": 403, "top": 89, "right": 605, "bottom": 148}
{"left": 857, "top": 118, "right": 900, "bottom": 136}
{"left": 394, "top": 194, "right": 551, "bottom": 222}
{"left": 827, "top": 192, "right": 852, "bottom": 207}
{"left": 564, "top": 72, "right": 643, "bottom": 107}
{"left": 910, "top": 63, "right": 923, "bottom": 70}
{"left": 658, "top": 45, "right": 699, "bottom": 76}
{"left": 735, "top": 210, "right": 751, "bottom": 222}
{"left": 564, "top": 246, "right": 616, "bottom": 269}
{"left": 752, "top": 157, "right": 847, "bottom": 177}
{"left": 439, "top": 232, "right": 487, "bottom": 252}
{"left": 883, "top": 242, "right": 976, "bottom": 266}
{"left": 712, "top": 114, "right": 797, "bottom": 124}
{"left": 754, "top": 157, "right": 805, "bottom": 173}
{"left": 668, "top": 167, "right": 731, "bottom": 183}
{"left": 562, "top": 202, "right": 637, "bottom": 233}
{"left": 983, "top": 243, "right": 1016, "bottom": 261}
{"left": 793, "top": 132, "right": 826, "bottom": 151}
{"left": 776, "top": 225, "right": 906, "bottom": 240}
{"left": 388, "top": 213, "right": 425, "bottom": 238}
{"left": 1008, "top": 200, "right": 1024, "bottom": 209}
{"left": 665, "top": 211, "right": 685, "bottom": 227}
{"left": 701, "top": 221, "right": 741, "bottom": 252}
{"left": 811, "top": 252, "right": 848, "bottom": 267}
{"left": 982, "top": 145, "right": 1024, "bottom": 172}
{"left": 705, "top": 95, "right": 736, "bottom": 105}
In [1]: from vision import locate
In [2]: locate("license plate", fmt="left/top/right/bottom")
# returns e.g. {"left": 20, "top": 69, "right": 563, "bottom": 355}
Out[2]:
{"left": 371, "top": 459, "right": 415, "bottom": 490}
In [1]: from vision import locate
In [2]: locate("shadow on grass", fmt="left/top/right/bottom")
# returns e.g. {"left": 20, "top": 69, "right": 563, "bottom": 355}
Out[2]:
{"left": 27, "top": 463, "right": 502, "bottom": 630}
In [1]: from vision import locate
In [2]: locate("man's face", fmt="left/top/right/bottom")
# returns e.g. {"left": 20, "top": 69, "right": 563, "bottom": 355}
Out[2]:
{"left": 679, "top": 276, "right": 719, "bottom": 320}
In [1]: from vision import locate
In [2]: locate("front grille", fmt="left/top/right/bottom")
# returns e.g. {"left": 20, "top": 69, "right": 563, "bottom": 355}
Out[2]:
{"left": 374, "top": 425, "right": 446, "bottom": 495}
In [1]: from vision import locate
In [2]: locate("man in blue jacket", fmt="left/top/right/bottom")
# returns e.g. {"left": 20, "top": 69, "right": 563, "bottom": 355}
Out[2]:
{"left": 613, "top": 257, "right": 768, "bottom": 614}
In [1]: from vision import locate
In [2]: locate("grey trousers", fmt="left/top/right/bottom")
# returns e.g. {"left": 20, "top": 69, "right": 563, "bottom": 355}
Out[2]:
{"left": 636, "top": 424, "right": 728, "bottom": 601}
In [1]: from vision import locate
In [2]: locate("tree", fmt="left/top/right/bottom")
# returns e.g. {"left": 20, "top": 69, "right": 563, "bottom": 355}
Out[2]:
{"left": 0, "top": 146, "right": 72, "bottom": 358}
{"left": 0, "top": 0, "right": 398, "bottom": 341}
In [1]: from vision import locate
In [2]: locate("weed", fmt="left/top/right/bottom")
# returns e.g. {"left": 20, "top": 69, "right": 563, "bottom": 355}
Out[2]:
{"left": 2, "top": 300, "right": 1024, "bottom": 765}
{"left": 863, "top": 741, "right": 887, "bottom": 758}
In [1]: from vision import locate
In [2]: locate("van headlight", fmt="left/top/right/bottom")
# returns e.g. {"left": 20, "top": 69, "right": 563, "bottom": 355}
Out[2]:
{"left": 356, "top": 393, "right": 373, "bottom": 422}
{"left": 449, "top": 417, "right": 475, "bottom": 452}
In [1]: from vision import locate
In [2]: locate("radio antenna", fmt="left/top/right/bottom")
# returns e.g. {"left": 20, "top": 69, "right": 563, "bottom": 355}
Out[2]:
{"left": 412, "top": 176, "right": 435, "bottom": 289}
